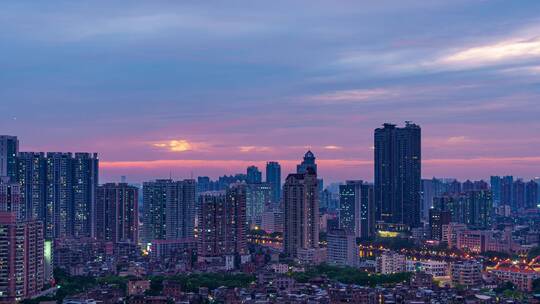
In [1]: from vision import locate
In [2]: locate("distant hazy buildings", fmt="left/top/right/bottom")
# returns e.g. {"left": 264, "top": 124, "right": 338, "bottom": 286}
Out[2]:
{"left": 246, "top": 166, "right": 262, "bottom": 184}
{"left": 142, "top": 179, "right": 196, "bottom": 244}
{"left": 284, "top": 152, "right": 320, "bottom": 259}
{"left": 490, "top": 176, "right": 538, "bottom": 210}
{"left": 374, "top": 122, "right": 421, "bottom": 228}
{"left": 339, "top": 180, "right": 375, "bottom": 239}
{"left": 96, "top": 183, "right": 139, "bottom": 244}
{"left": 0, "top": 135, "right": 19, "bottom": 181}
{"left": 196, "top": 174, "right": 247, "bottom": 193}
{"left": 265, "top": 161, "right": 281, "bottom": 205}
{"left": 432, "top": 190, "right": 492, "bottom": 229}
{"left": 421, "top": 179, "right": 438, "bottom": 223}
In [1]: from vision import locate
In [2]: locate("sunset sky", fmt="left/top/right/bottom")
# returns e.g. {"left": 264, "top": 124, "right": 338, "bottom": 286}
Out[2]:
{"left": 1, "top": 1, "right": 540, "bottom": 183}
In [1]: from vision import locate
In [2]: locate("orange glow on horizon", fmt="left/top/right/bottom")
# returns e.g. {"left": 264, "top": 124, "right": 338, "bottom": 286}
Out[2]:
{"left": 100, "top": 156, "right": 540, "bottom": 169}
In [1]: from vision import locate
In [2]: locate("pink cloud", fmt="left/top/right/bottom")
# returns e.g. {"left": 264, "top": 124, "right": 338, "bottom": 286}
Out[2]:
{"left": 306, "top": 88, "right": 396, "bottom": 104}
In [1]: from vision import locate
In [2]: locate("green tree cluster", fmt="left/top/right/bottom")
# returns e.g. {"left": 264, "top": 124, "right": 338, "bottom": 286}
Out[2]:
{"left": 291, "top": 264, "right": 411, "bottom": 287}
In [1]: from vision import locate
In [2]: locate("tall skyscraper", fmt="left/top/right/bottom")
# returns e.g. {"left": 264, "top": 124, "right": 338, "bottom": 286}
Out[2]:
{"left": 374, "top": 122, "right": 421, "bottom": 228}
{"left": 296, "top": 150, "right": 317, "bottom": 174}
{"left": 72, "top": 153, "right": 99, "bottom": 238}
{"left": 226, "top": 184, "right": 248, "bottom": 257}
{"left": 265, "top": 161, "right": 281, "bottom": 205}
{"left": 16, "top": 152, "right": 47, "bottom": 221}
{"left": 525, "top": 180, "right": 539, "bottom": 209}
{"left": 339, "top": 180, "right": 374, "bottom": 239}
{"left": 143, "top": 179, "right": 170, "bottom": 243}
{"left": 143, "top": 179, "right": 196, "bottom": 244}
{"left": 490, "top": 176, "right": 501, "bottom": 207}
{"left": 43, "top": 152, "right": 98, "bottom": 239}
{"left": 197, "top": 184, "right": 247, "bottom": 267}
{"left": 500, "top": 176, "right": 513, "bottom": 206}
{"left": 96, "top": 183, "right": 139, "bottom": 244}
{"left": 246, "top": 166, "right": 262, "bottom": 184}
{"left": 45, "top": 153, "right": 73, "bottom": 238}
{"left": 168, "top": 179, "right": 196, "bottom": 240}
{"left": 0, "top": 212, "right": 44, "bottom": 302}
{"left": 512, "top": 179, "right": 525, "bottom": 210}
{"left": 246, "top": 182, "right": 272, "bottom": 229}
{"left": 0, "top": 136, "right": 19, "bottom": 181}
{"left": 284, "top": 156, "right": 319, "bottom": 258}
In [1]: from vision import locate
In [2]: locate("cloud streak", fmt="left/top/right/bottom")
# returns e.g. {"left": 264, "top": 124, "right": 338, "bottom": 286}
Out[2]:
{"left": 437, "top": 36, "right": 540, "bottom": 69}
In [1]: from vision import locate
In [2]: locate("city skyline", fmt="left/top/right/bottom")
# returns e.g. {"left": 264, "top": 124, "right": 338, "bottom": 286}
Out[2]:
{"left": 2, "top": 1, "right": 540, "bottom": 183}
{"left": 4, "top": 131, "right": 540, "bottom": 184}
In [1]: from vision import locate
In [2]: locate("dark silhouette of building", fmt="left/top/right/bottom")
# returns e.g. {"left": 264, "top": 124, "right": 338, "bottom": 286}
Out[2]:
{"left": 96, "top": 183, "right": 139, "bottom": 244}
{"left": 297, "top": 150, "right": 317, "bottom": 174}
{"left": 512, "top": 179, "right": 526, "bottom": 209}
{"left": 490, "top": 176, "right": 501, "bottom": 206}
{"left": 525, "top": 180, "right": 539, "bottom": 209}
{"left": 374, "top": 122, "right": 421, "bottom": 228}
{"left": 500, "top": 176, "right": 513, "bottom": 206}
{"left": 265, "top": 161, "right": 281, "bottom": 205}
{"left": 246, "top": 166, "right": 262, "bottom": 184}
